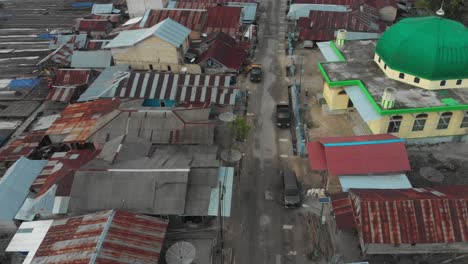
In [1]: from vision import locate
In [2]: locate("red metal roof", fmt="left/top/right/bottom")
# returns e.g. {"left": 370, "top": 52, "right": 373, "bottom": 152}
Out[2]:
{"left": 115, "top": 72, "right": 239, "bottom": 105}
{"left": 85, "top": 40, "right": 111, "bottom": 49}
{"left": 347, "top": 187, "right": 468, "bottom": 244}
{"left": 197, "top": 38, "right": 247, "bottom": 70}
{"left": 172, "top": 1, "right": 219, "bottom": 9}
{"left": 306, "top": 134, "right": 411, "bottom": 175}
{"left": 0, "top": 131, "right": 46, "bottom": 162}
{"left": 53, "top": 69, "right": 92, "bottom": 87}
{"left": 32, "top": 149, "right": 99, "bottom": 196}
{"left": 204, "top": 6, "right": 242, "bottom": 37}
{"left": 46, "top": 99, "right": 120, "bottom": 144}
{"left": 330, "top": 192, "right": 355, "bottom": 229}
{"left": 32, "top": 210, "right": 168, "bottom": 263}
{"left": 305, "top": 141, "right": 327, "bottom": 170}
{"left": 90, "top": 14, "right": 122, "bottom": 23}
{"left": 74, "top": 19, "right": 112, "bottom": 32}
{"left": 48, "top": 69, "right": 94, "bottom": 103}
{"left": 141, "top": 9, "right": 208, "bottom": 33}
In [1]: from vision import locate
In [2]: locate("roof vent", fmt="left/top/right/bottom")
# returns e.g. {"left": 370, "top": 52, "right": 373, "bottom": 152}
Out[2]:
{"left": 335, "top": 29, "right": 347, "bottom": 46}
{"left": 436, "top": 1, "right": 445, "bottom": 16}
{"left": 381, "top": 87, "right": 396, "bottom": 109}
{"left": 202, "top": 33, "right": 208, "bottom": 38}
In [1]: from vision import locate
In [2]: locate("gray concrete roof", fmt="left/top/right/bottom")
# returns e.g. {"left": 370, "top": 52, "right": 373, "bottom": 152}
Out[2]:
{"left": 322, "top": 40, "right": 468, "bottom": 109}
{"left": 69, "top": 170, "right": 189, "bottom": 215}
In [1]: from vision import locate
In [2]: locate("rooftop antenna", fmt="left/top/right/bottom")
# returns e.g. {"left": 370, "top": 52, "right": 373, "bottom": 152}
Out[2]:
{"left": 436, "top": 0, "right": 445, "bottom": 16}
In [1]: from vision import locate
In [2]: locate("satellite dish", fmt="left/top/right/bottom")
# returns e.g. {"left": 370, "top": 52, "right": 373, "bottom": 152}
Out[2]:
{"left": 165, "top": 241, "right": 196, "bottom": 264}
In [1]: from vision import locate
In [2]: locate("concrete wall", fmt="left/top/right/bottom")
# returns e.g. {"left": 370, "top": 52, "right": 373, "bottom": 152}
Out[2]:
{"left": 369, "top": 110, "right": 468, "bottom": 139}
{"left": 112, "top": 36, "right": 201, "bottom": 73}
{"left": 374, "top": 53, "right": 468, "bottom": 90}
{"left": 322, "top": 82, "right": 349, "bottom": 110}
{"left": 127, "top": 0, "right": 168, "bottom": 18}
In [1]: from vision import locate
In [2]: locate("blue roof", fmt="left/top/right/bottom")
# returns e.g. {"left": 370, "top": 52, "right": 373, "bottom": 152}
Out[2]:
{"left": 105, "top": 18, "right": 191, "bottom": 48}
{"left": 208, "top": 167, "right": 234, "bottom": 217}
{"left": 344, "top": 86, "right": 381, "bottom": 122}
{"left": 227, "top": 2, "right": 258, "bottom": 23}
{"left": 167, "top": 1, "right": 177, "bottom": 8}
{"left": 317, "top": 41, "right": 342, "bottom": 62}
{"left": 71, "top": 50, "right": 112, "bottom": 68}
{"left": 0, "top": 157, "right": 47, "bottom": 220}
{"left": 338, "top": 174, "right": 412, "bottom": 192}
{"left": 91, "top": 4, "right": 113, "bottom": 14}
{"left": 287, "top": 4, "right": 348, "bottom": 19}
{"left": 78, "top": 65, "right": 130, "bottom": 102}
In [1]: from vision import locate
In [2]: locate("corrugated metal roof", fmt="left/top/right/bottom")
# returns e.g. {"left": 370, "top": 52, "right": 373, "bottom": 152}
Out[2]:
{"left": 336, "top": 31, "right": 381, "bottom": 40}
{"left": 115, "top": 72, "right": 239, "bottom": 105}
{"left": 28, "top": 210, "right": 168, "bottom": 263}
{"left": 46, "top": 99, "right": 121, "bottom": 144}
{"left": 37, "top": 45, "right": 74, "bottom": 67}
{"left": 140, "top": 9, "right": 208, "bottom": 33}
{"left": 0, "top": 101, "right": 41, "bottom": 118}
{"left": 71, "top": 50, "right": 113, "bottom": 68}
{"left": 307, "top": 134, "right": 411, "bottom": 175}
{"left": 92, "top": 108, "right": 215, "bottom": 145}
{"left": 208, "top": 166, "right": 234, "bottom": 216}
{"left": 169, "top": 1, "right": 218, "bottom": 9}
{"left": 331, "top": 192, "right": 355, "bottom": 229}
{"left": 74, "top": 19, "right": 112, "bottom": 32}
{"left": 85, "top": 39, "right": 111, "bottom": 50}
{"left": 204, "top": 6, "right": 242, "bottom": 37}
{"left": 338, "top": 174, "right": 411, "bottom": 191}
{"left": 227, "top": 2, "right": 258, "bottom": 22}
{"left": 287, "top": 4, "right": 349, "bottom": 19}
{"left": 299, "top": 8, "right": 383, "bottom": 41}
{"left": 0, "top": 131, "right": 46, "bottom": 162}
{"left": 49, "top": 34, "right": 88, "bottom": 50}
{"left": 53, "top": 69, "right": 92, "bottom": 87}
{"left": 317, "top": 41, "right": 342, "bottom": 62}
{"left": 91, "top": 3, "right": 114, "bottom": 14}
{"left": 78, "top": 65, "right": 130, "bottom": 102}
{"left": 197, "top": 38, "right": 247, "bottom": 70}
{"left": 105, "top": 18, "right": 191, "bottom": 48}
{"left": 32, "top": 149, "right": 99, "bottom": 197}
{"left": 5, "top": 220, "right": 54, "bottom": 264}
{"left": 349, "top": 187, "right": 468, "bottom": 245}
{"left": 0, "top": 157, "right": 47, "bottom": 220}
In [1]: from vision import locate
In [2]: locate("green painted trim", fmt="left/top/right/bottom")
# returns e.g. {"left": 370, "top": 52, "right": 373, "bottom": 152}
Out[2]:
{"left": 317, "top": 62, "right": 468, "bottom": 115}
{"left": 329, "top": 41, "right": 346, "bottom": 62}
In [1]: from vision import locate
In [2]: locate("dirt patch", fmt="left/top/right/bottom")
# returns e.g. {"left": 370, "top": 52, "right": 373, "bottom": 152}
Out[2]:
{"left": 407, "top": 142, "right": 468, "bottom": 187}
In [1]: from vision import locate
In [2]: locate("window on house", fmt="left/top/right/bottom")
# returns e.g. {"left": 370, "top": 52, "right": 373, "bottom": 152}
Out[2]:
{"left": 167, "top": 65, "right": 172, "bottom": 71}
{"left": 399, "top": 73, "right": 405, "bottom": 79}
{"left": 461, "top": 111, "right": 468, "bottom": 128}
{"left": 436, "top": 112, "right": 452, "bottom": 129}
{"left": 384, "top": 64, "right": 387, "bottom": 70}
{"left": 412, "top": 113, "right": 427, "bottom": 131}
{"left": 378, "top": 57, "right": 381, "bottom": 63}
{"left": 387, "top": 115, "right": 403, "bottom": 133}
{"left": 338, "top": 89, "right": 347, "bottom": 95}
{"left": 149, "top": 64, "right": 153, "bottom": 70}
{"left": 414, "top": 77, "right": 420, "bottom": 83}
{"left": 456, "top": 79, "right": 462, "bottom": 85}
{"left": 440, "top": 80, "right": 446, "bottom": 86}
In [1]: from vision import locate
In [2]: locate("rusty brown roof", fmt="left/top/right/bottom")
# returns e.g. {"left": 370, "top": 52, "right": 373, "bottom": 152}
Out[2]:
{"left": 32, "top": 210, "right": 168, "bottom": 264}
{"left": 347, "top": 187, "right": 468, "bottom": 245}
{"left": 204, "top": 6, "right": 242, "bottom": 37}
{"left": 141, "top": 9, "right": 208, "bottom": 32}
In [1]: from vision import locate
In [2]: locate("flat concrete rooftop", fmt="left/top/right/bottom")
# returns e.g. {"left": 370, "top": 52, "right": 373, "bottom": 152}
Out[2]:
{"left": 321, "top": 40, "right": 468, "bottom": 110}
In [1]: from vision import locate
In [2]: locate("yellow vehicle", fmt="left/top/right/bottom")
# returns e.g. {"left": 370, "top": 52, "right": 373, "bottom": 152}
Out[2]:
{"left": 244, "top": 64, "right": 263, "bottom": 82}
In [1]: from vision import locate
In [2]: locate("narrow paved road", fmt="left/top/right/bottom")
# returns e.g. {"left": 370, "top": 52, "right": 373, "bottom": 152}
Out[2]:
{"left": 227, "top": 0, "right": 314, "bottom": 263}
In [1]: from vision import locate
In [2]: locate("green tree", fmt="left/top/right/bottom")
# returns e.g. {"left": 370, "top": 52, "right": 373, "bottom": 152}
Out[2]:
{"left": 230, "top": 116, "right": 252, "bottom": 141}
{"left": 414, "top": 0, "right": 465, "bottom": 22}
